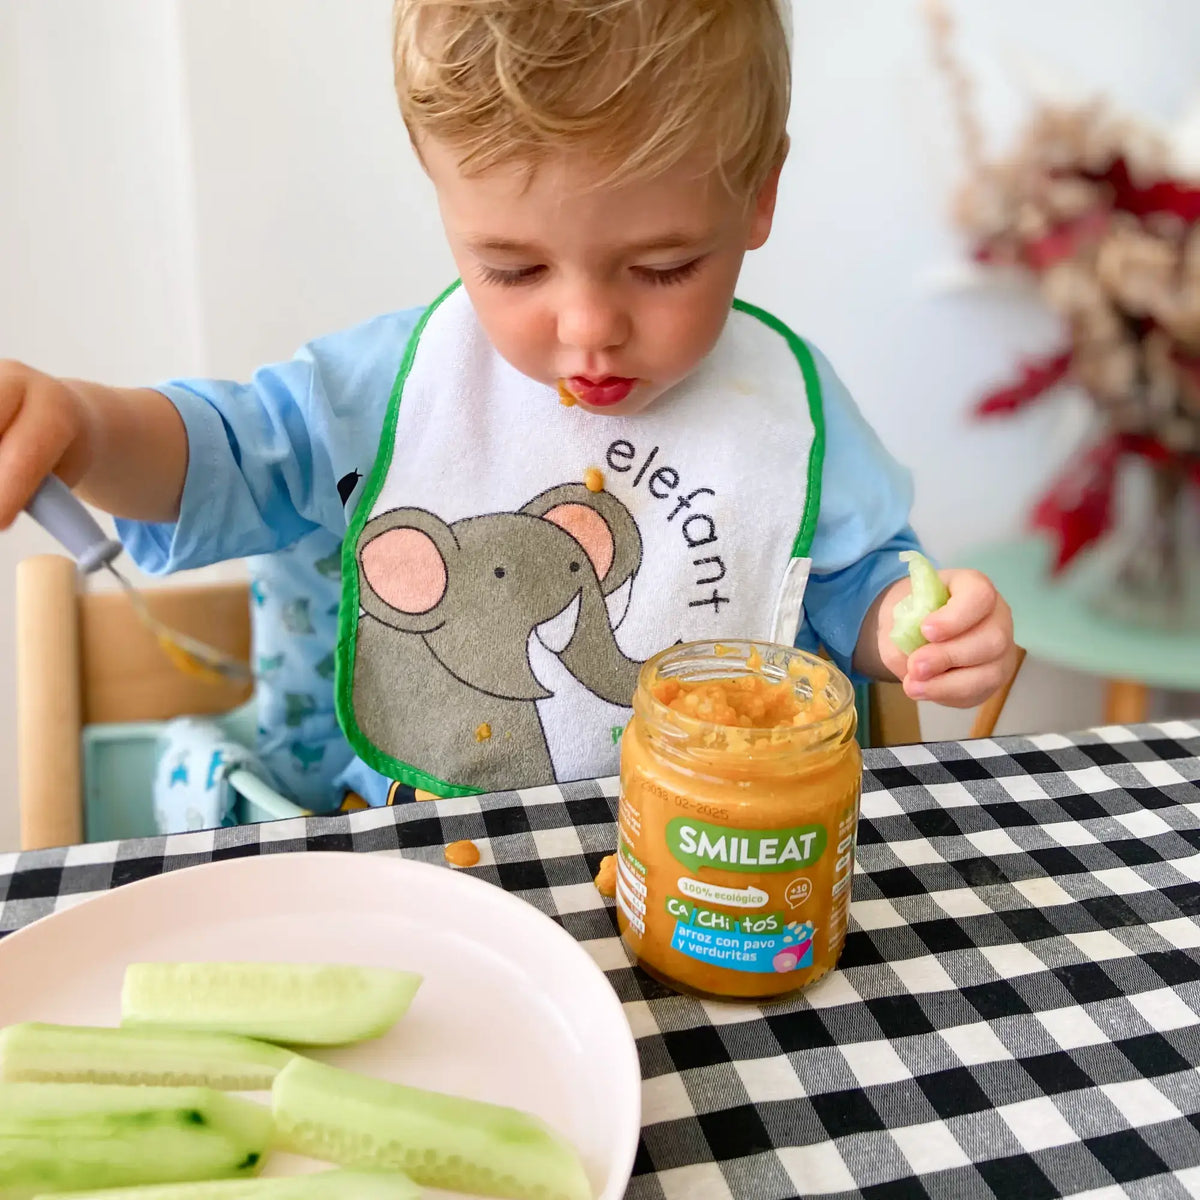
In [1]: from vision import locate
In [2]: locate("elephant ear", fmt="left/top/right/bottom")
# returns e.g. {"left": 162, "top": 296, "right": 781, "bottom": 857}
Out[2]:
{"left": 357, "top": 508, "right": 458, "bottom": 633}
{"left": 521, "top": 483, "right": 642, "bottom": 597}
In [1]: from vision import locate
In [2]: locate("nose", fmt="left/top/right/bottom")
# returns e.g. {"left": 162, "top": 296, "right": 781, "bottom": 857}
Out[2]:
{"left": 556, "top": 284, "right": 629, "bottom": 354}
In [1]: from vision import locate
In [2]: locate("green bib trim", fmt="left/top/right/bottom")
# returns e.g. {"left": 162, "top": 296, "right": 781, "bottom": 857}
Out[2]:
{"left": 334, "top": 280, "right": 473, "bottom": 796}
{"left": 731, "top": 297, "right": 826, "bottom": 558}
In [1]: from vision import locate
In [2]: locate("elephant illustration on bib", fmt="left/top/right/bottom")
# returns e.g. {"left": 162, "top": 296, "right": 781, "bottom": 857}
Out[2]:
{"left": 351, "top": 482, "right": 645, "bottom": 791}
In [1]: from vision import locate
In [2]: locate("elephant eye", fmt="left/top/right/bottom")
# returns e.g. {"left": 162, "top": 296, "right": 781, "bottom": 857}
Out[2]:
{"left": 494, "top": 567, "right": 506, "bottom": 579}
{"left": 569, "top": 561, "right": 581, "bottom": 573}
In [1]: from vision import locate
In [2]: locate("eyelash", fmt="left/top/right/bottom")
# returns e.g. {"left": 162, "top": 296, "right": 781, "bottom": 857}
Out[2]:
{"left": 476, "top": 258, "right": 705, "bottom": 289}
{"left": 635, "top": 258, "right": 704, "bottom": 287}
{"left": 477, "top": 264, "right": 545, "bottom": 287}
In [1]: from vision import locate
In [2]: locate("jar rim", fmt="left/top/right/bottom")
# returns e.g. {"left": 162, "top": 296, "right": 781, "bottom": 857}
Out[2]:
{"left": 635, "top": 639, "right": 856, "bottom": 742}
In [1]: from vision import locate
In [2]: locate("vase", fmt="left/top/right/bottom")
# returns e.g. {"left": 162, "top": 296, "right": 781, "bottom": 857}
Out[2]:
{"left": 1087, "top": 458, "right": 1200, "bottom": 632}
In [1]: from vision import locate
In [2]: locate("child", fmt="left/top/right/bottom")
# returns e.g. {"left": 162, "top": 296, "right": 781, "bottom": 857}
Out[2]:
{"left": 0, "top": 0, "right": 1015, "bottom": 810}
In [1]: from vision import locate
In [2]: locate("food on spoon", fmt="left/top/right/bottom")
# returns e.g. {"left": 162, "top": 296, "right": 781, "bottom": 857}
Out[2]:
{"left": 0, "top": 1083, "right": 270, "bottom": 1197}
{"left": 888, "top": 551, "right": 950, "bottom": 655}
{"left": 121, "top": 963, "right": 421, "bottom": 1047}
{"left": 0, "top": 1023, "right": 294, "bottom": 1090}
{"left": 272, "top": 1057, "right": 592, "bottom": 1200}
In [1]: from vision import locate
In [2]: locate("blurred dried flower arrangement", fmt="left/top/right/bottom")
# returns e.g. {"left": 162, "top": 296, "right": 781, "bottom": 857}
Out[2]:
{"left": 926, "top": 0, "right": 1200, "bottom": 628}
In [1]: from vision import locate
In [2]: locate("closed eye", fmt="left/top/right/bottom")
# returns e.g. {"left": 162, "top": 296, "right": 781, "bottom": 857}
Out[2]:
{"left": 633, "top": 257, "right": 705, "bottom": 287}
{"left": 477, "top": 264, "right": 546, "bottom": 287}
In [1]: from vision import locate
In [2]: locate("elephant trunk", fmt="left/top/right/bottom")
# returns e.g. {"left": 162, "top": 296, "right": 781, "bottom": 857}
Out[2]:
{"left": 559, "top": 585, "right": 644, "bottom": 707}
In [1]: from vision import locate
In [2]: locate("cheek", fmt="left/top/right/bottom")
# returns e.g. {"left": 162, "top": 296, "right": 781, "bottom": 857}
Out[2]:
{"left": 641, "top": 282, "right": 734, "bottom": 379}
{"left": 464, "top": 286, "right": 554, "bottom": 381}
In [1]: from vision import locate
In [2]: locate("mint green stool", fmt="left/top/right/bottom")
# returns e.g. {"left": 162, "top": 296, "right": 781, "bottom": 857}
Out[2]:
{"left": 961, "top": 535, "right": 1200, "bottom": 724}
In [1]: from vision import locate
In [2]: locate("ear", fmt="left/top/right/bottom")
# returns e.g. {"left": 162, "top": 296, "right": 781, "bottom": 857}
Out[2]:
{"left": 522, "top": 484, "right": 642, "bottom": 597}
{"left": 357, "top": 508, "right": 458, "bottom": 632}
{"left": 362, "top": 529, "right": 445, "bottom": 612}
{"left": 747, "top": 145, "right": 787, "bottom": 251}
{"left": 542, "top": 503, "right": 614, "bottom": 580}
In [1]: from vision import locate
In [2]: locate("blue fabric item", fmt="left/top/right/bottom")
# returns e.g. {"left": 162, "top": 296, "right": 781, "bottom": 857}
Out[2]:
{"left": 153, "top": 718, "right": 269, "bottom": 833}
{"left": 119, "top": 303, "right": 921, "bottom": 809}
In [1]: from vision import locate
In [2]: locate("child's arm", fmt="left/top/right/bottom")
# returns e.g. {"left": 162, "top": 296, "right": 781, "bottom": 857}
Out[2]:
{"left": 795, "top": 343, "right": 1016, "bottom": 709}
{"left": 854, "top": 568, "right": 1017, "bottom": 709}
{"left": 0, "top": 308, "right": 423, "bottom": 572}
{"left": 0, "top": 362, "right": 188, "bottom": 526}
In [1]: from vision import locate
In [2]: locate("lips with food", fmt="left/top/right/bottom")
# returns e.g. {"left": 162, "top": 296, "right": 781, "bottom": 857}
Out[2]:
{"left": 561, "top": 376, "right": 637, "bottom": 408}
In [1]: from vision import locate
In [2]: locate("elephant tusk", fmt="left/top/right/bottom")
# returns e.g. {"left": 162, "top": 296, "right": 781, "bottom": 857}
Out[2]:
{"left": 534, "top": 591, "right": 582, "bottom": 654}
{"left": 605, "top": 576, "right": 634, "bottom": 631}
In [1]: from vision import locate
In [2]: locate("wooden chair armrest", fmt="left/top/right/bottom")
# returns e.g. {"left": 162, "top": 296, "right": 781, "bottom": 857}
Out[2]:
{"left": 969, "top": 645, "right": 1028, "bottom": 740}
{"left": 17, "top": 555, "right": 84, "bottom": 849}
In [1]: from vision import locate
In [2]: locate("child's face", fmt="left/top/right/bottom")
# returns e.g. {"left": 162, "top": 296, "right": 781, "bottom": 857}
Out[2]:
{"left": 424, "top": 140, "right": 782, "bottom": 416}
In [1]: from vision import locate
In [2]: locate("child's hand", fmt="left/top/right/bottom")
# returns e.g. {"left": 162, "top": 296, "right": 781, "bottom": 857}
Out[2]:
{"left": 877, "top": 569, "right": 1016, "bottom": 708}
{"left": 0, "top": 360, "right": 186, "bottom": 526}
{"left": 0, "top": 360, "right": 94, "bottom": 528}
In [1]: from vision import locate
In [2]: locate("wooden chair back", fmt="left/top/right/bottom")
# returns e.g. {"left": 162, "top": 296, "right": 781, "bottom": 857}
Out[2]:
{"left": 17, "top": 555, "right": 252, "bottom": 849}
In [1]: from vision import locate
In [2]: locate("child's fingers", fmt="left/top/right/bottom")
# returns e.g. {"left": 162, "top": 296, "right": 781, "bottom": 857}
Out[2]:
{"left": 907, "top": 621, "right": 1011, "bottom": 683}
{"left": 0, "top": 372, "right": 22, "bottom": 430}
{"left": 921, "top": 569, "right": 996, "bottom": 640}
{"left": 904, "top": 660, "right": 1007, "bottom": 708}
{"left": 0, "top": 386, "right": 75, "bottom": 529}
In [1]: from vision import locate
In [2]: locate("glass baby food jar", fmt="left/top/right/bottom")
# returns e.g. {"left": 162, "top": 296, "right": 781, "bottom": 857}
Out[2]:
{"left": 616, "top": 640, "right": 862, "bottom": 1001}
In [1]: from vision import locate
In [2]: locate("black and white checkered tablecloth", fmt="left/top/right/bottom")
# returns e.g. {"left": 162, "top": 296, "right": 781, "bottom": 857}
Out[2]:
{"left": 3, "top": 721, "right": 1200, "bottom": 1200}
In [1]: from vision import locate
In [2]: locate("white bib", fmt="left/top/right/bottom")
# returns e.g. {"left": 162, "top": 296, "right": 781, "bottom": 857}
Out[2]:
{"left": 336, "top": 283, "right": 825, "bottom": 796}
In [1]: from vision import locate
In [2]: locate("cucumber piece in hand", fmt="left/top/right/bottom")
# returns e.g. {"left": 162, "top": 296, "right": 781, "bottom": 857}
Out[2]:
{"left": 0, "top": 1083, "right": 270, "bottom": 1198}
{"left": 889, "top": 551, "right": 950, "bottom": 656}
{"left": 121, "top": 963, "right": 421, "bottom": 1047}
{"left": 0, "top": 1023, "right": 295, "bottom": 1090}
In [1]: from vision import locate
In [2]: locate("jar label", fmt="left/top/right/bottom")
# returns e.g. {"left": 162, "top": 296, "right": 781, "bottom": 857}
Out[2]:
{"left": 667, "top": 818, "right": 827, "bottom": 873}
{"left": 676, "top": 877, "right": 769, "bottom": 909}
{"left": 616, "top": 760, "right": 861, "bottom": 992}
{"left": 669, "top": 900, "right": 817, "bottom": 973}
{"left": 615, "top": 841, "right": 648, "bottom": 936}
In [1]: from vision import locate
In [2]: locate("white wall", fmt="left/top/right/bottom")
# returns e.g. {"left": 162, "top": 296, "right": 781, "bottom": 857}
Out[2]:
{"left": 175, "top": 0, "right": 454, "bottom": 376}
{"left": 1, "top": 0, "right": 1198, "bottom": 848}
{"left": 759, "top": 0, "right": 1200, "bottom": 740}
{"left": 0, "top": 0, "right": 217, "bottom": 855}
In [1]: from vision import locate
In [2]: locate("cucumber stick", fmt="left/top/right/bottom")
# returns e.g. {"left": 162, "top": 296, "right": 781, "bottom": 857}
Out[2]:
{"left": 889, "top": 551, "right": 950, "bottom": 655}
{"left": 31, "top": 1171, "right": 419, "bottom": 1200}
{"left": 0, "top": 1083, "right": 271, "bottom": 1199}
{"left": 121, "top": 963, "right": 421, "bottom": 1047}
{"left": 0, "top": 1024, "right": 295, "bottom": 1090}
{"left": 273, "top": 1057, "right": 592, "bottom": 1200}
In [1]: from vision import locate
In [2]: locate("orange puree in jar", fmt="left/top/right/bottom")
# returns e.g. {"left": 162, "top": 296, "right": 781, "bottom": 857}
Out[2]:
{"left": 617, "top": 641, "right": 861, "bottom": 1001}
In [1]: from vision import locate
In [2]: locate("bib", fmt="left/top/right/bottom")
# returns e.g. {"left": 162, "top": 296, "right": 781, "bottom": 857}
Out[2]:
{"left": 336, "top": 282, "right": 825, "bottom": 796}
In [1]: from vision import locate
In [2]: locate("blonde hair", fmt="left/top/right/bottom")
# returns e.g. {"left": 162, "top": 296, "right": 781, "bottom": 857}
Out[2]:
{"left": 393, "top": 0, "right": 791, "bottom": 194}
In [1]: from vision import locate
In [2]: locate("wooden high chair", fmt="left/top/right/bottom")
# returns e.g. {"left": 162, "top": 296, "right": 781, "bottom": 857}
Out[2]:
{"left": 17, "top": 555, "right": 254, "bottom": 851}
{"left": 15, "top": 553, "right": 1025, "bottom": 851}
